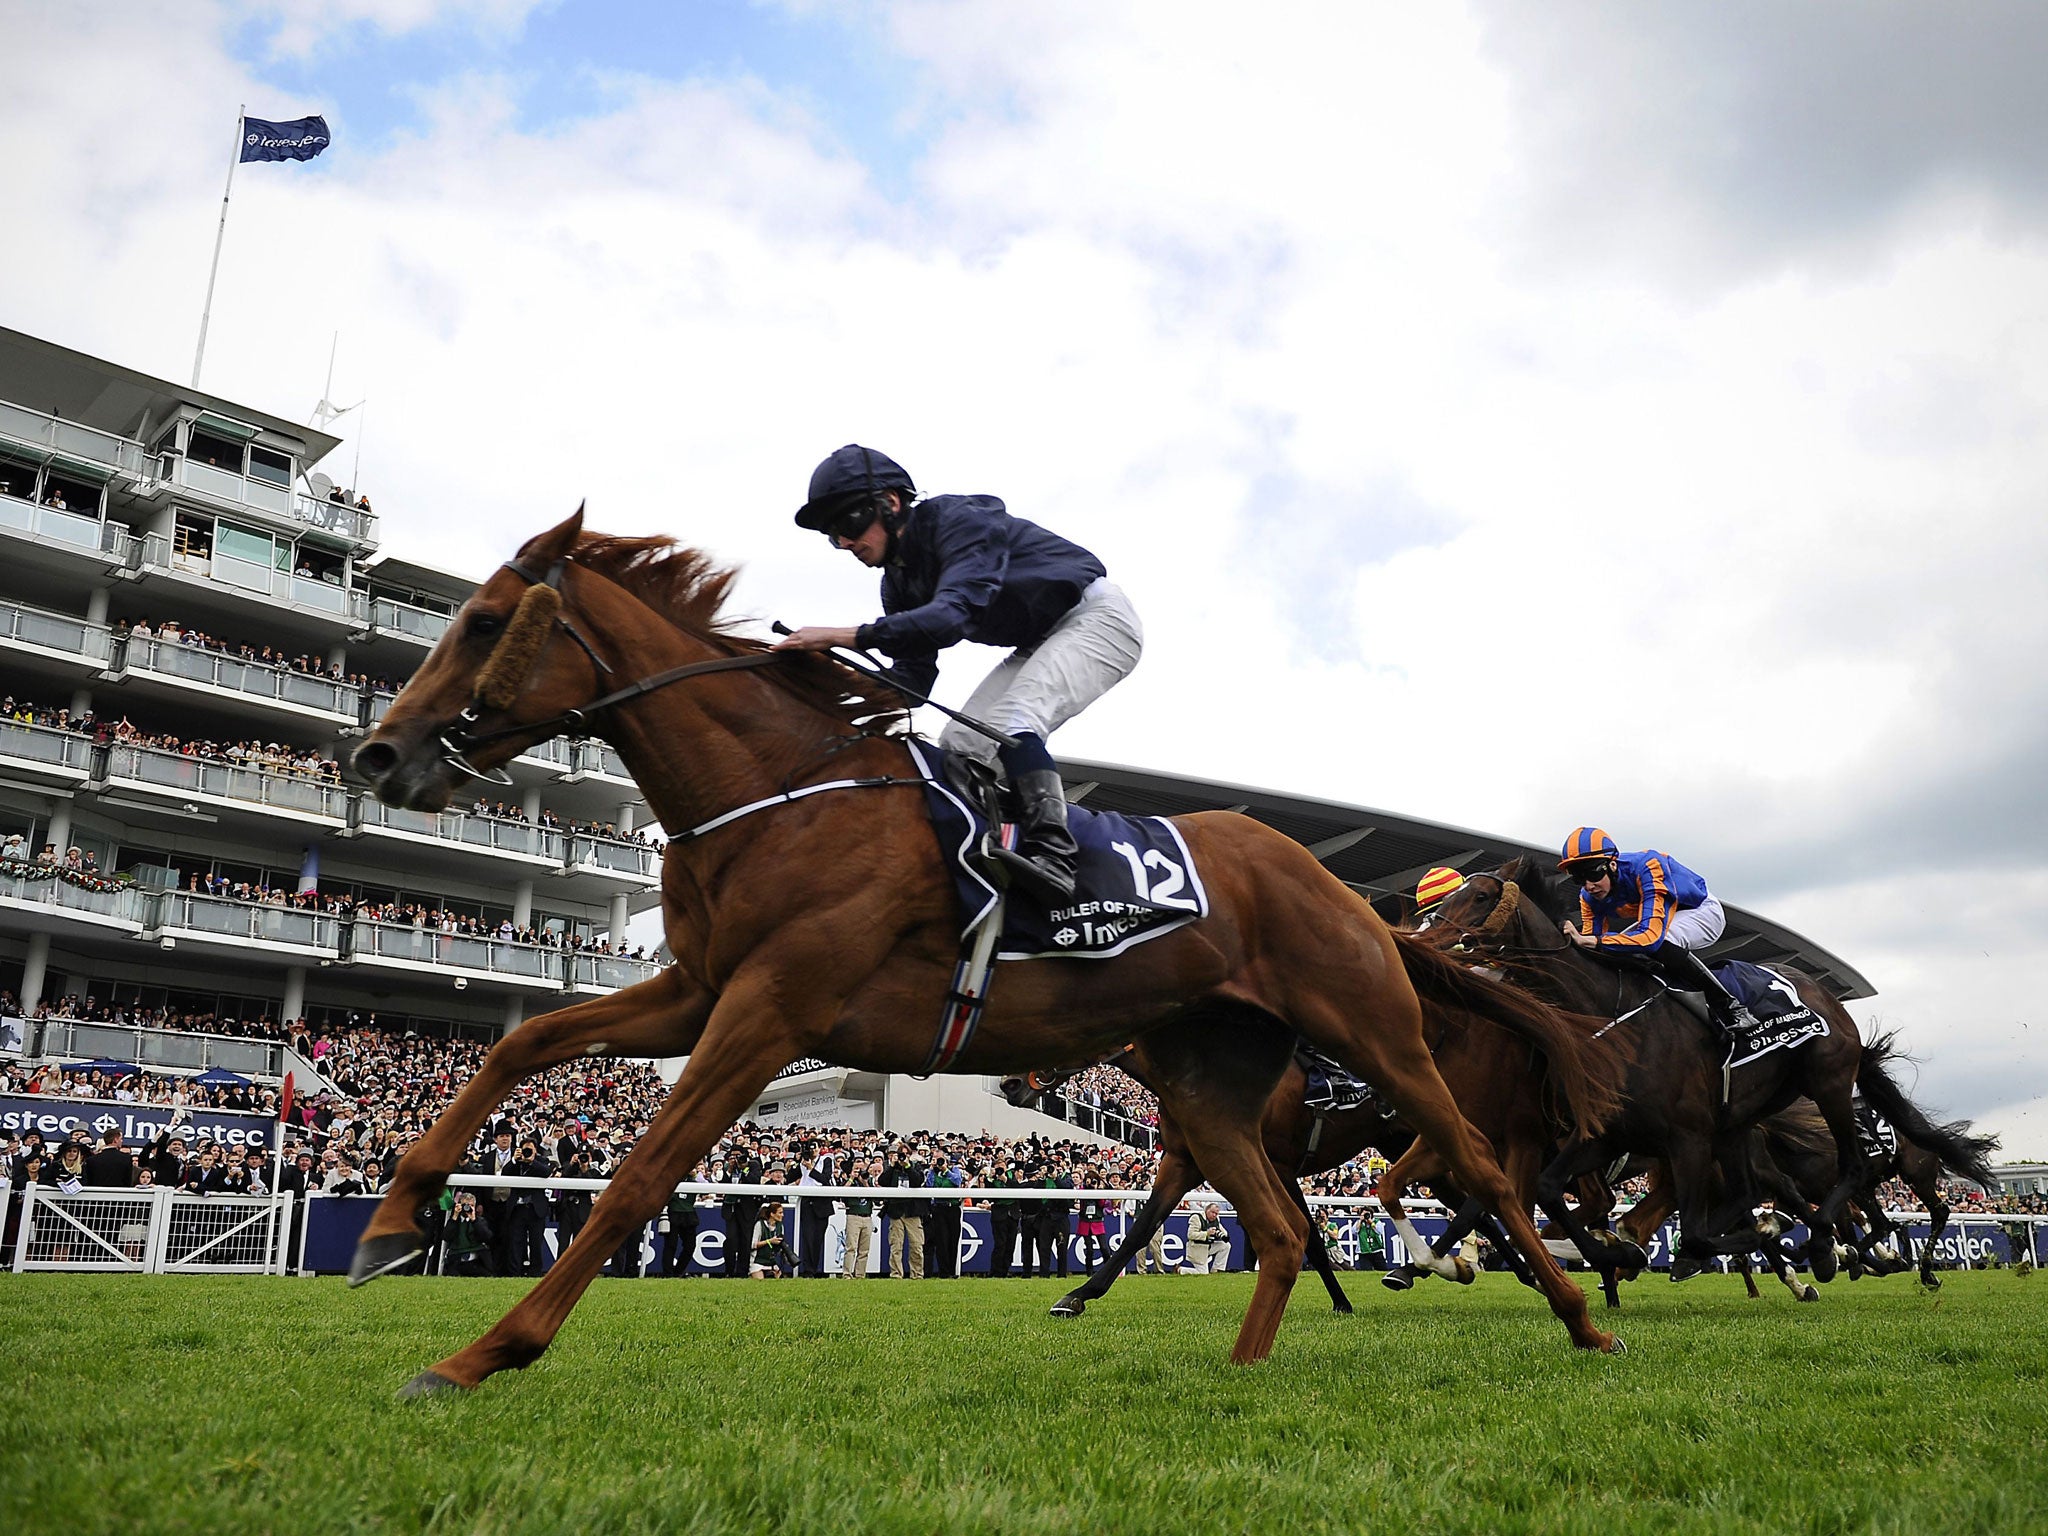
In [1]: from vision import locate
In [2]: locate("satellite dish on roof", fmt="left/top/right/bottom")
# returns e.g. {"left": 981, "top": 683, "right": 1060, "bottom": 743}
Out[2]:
{"left": 308, "top": 472, "right": 335, "bottom": 499}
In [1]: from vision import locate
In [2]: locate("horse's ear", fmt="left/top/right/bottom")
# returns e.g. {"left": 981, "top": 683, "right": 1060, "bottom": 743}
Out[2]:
{"left": 516, "top": 503, "right": 586, "bottom": 568}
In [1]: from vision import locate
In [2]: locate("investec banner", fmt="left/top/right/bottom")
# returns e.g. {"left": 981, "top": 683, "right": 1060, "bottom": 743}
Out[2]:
{"left": 0, "top": 1094, "right": 276, "bottom": 1151}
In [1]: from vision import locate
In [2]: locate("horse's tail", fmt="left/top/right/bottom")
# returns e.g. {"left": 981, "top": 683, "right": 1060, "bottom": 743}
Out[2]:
{"left": 1857, "top": 1031, "right": 2001, "bottom": 1190}
{"left": 1392, "top": 929, "right": 1625, "bottom": 1138}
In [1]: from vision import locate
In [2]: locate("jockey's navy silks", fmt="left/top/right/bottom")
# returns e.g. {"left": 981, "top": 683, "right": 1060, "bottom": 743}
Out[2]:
{"left": 860, "top": 496, "right": 1107, "bottom": 698}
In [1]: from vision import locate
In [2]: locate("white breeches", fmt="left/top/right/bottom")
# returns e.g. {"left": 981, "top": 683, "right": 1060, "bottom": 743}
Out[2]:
{"left": 1665, "top": 895, "right": 1727, "bottom": 950}
{"left": 939, "top": 578, "right": 1143, "bottom": 766}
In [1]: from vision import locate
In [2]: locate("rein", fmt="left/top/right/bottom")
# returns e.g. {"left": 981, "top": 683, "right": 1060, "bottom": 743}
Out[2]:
{"left": 435, "top": 553, "right": 924, "bottom": 842}
{"left": 437, "top": 553, "right": 794, "bottom": 783}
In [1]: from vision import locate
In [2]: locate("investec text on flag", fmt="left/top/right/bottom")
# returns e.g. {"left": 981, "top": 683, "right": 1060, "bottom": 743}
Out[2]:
{"left": 240, "top": 114, "right": 331, "bottom": 164}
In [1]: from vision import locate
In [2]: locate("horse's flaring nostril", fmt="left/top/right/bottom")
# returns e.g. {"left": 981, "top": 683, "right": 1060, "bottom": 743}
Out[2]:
{"left": 352, "top": 740, "right": 400, "bottom": 783}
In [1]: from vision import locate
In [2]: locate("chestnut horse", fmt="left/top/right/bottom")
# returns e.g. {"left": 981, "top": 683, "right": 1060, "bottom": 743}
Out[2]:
{"left": 347, "top": 511, "right": 1624, "bottom": 1393}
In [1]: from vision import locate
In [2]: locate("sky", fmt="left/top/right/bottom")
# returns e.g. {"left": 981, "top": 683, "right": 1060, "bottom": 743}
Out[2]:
{"left": 6, "top": 0, "right": 2045, "bottom": 1154}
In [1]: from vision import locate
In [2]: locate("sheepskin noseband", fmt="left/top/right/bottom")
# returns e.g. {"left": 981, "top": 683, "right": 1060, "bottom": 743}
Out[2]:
{"left": 473, "top": 582, "right": 562, "bottom": 711}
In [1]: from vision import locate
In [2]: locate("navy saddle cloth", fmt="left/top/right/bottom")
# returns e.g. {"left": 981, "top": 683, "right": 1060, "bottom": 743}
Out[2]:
{"left": 905, "top": 739, "right": 1209, "bottom": 961}
{"left": 1710, "top": 958, "right": 1827, "bottom": 1063}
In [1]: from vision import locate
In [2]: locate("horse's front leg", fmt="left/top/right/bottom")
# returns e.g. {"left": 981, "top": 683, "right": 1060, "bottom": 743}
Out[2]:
{"left": 402, "top": 972, "right": 808, "bottom": 1394}
{"left": 1377, "top": 1144, "right": 1469, "bottom": 1286}
{"left": 351, "top": 970, "right": 714, "bottom": 1280}
{"left": 1802, "top": 1087, "right": 1869, "bottom": 1284}
{"left": 1051, "top": 1145, "right": 1202, "bottom": 1317}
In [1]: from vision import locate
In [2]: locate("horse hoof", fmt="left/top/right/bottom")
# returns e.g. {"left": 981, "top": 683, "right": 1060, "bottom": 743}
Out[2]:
{"left": 1048, "top": 1295, "right": 1086, "bottom": 1318}
{"left": 1332, "top": 1300, "right": 1356, "bottom": 1316}
{"left": 348, "top": 1231, "right": 426, "bottom": 1288}
{"left": 398, "top": 1369, "right": 466, "bottom": 1400}
{"left": 1381, "top": 1269, "right": 1414, "bottom": 1292}
{"left": 1921, "top": 1274, "right": 1942, "bottom": 1292}
{"left": 1799, "top": 1285, "right": 1819, "bottom": 1303}
{"left": 1669, "top": 1257, "right": 1704, "bottom": 1284}
{"left": 1451, "top": 1258, "right": 1477, "bottom": 1286}
{"left": 1604, "top": 1335, "right": 1628, "bottom": 1357}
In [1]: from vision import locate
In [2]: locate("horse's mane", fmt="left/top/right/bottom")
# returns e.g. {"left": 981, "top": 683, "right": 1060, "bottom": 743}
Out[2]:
{"left": 561, "top": 532, "right": 907, "bottom": 730}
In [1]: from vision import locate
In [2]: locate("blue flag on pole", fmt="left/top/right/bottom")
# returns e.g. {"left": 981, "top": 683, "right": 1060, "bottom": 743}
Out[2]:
{"left": 240, "top": 115, "right": 331, "bottom": 163}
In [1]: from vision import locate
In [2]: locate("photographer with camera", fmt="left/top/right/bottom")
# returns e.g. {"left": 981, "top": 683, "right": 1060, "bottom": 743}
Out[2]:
{"left": 443, "top": 1190, "right": 495, "bottom": 1276}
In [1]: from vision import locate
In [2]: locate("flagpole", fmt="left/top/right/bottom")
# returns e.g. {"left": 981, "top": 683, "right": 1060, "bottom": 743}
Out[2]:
{"left": 192, "top": 105, "right": 246, "bottom": 390}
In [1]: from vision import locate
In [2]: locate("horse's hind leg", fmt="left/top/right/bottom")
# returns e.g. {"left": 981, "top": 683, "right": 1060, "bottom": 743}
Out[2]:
{"left": 354, "top": 971, "right": 713, "bottom": 1278}
{"left": 1051, "top": 1145, "right": 1202, "bottom": 1317}
{"left": 1140, "top": 1020, "right": 1308, "bottom": 1364}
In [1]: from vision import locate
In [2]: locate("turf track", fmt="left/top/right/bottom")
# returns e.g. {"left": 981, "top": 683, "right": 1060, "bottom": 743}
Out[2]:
{"left": 2, "top": 1269, "right": 2043, "bottom": 1534}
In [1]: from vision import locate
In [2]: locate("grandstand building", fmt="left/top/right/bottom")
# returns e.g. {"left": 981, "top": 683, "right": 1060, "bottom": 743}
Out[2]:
{"left": 0, "top": 323, "right": 1873, "bottom": 1143}
{"left": 0, "top": 326, "right": 663, "bottom": 1087}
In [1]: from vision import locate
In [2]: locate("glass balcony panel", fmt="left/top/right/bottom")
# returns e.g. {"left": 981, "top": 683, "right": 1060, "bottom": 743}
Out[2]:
{"left": 574, "top": 741, "right": 633, "bottom": 780}
{"left": 243, "top": 479, "right": 289, "bottom": 514}
{"left": 573, "top": 954, "right": 660, "bottom": 991}
{"left": 206, "top": 1039, "right": 279, "bottom": 1074}
{"left": 366, "top": 691, "right": 395, "bottom": 725}
{"left": 211, "top": 551, "right": 271, "bottom": 593}
{"left": 156, "top": 891, "right": 336, "bottom": 950}
{"left": 0, "top": 401, "right": 143, "bottom": 476}
{"left": 568, "top": 836, "right": 658, "bottom": 876}
{"left": 349, "top": 920, "right": 558, "bottom": 981}
{"left": 104, "top": 746, "right": 346, "bottom": 820}
{"left": 180, "top": 459, "right": 246, "bottom": 502}
{"left": 0, "top": 721, "right": 94, "bottom": 773}
{"left": 371, "top": 598, "right": 452, "bottom": 642}
{"left": 35, "top": 506, "right": 104, "bottom": 549}
{"left": 292, "top": 495, "right": 373, "bottom": 541}
{"left": 0, "top": 495, "right": 33, "bottom": 532}
{"left": 279, "top": 670, "right": 349, "bottom": 712}
{"left": 291, "top": 576, "right": 347, "bottom": 614}
{"left": 515, "top": 736, "right": 575, "bottom": 770}
{"left": 135, "top": 1032, "right": 210, "bottom": 1070}
{"left": 0, "top": 868, "right": 139, "bottom": 921}
{"left": 3, "top": 603, "right": 109, "bottom": 662}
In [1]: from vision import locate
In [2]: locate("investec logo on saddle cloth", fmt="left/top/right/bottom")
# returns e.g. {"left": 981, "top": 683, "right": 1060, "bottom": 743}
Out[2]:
{"left": 906, "top": 739, "right": 1210, "bottom": 960}
{"left": 1716, "top": 960, "right": 1828, "bottom": 1068}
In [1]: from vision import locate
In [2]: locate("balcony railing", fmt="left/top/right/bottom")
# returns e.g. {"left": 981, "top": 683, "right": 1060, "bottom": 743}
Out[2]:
{"left": 176, "top": 457, "right": 292, "bottom": 516}
{"left": 0, "top": 398, "right": 147, "bottom": 477}
{"left": 573, "top": 741, "right": 632, "bottom": 781}
{"left": 148, "top": 890, "right": 339, "bottom": 953}
{"left": 369, "top": 597, "right": 453, "bottom": 644}
{"left": 119, "top": 638, "right": 358, "bottom": 719}
{"left": 101, "top": 744, "right": 349, "bottom": 822}
{"left": 111, "top": 531, "right": 367, "bottom": 622}
{"left": 0, "top": 720, "right": 96, "bottom": 778}
{"left": 568, "top": 952, "right": 663, "bottom": 993}
{"left": 292, "top": 493, "right": 376, "bottom": 544}
{"left": 0, "top": 597, "right": 112, "bottom": 665}
{"left": 352, "top": 799, "right": 566, "bottom": 862}
{"left": 0, "top": 492, "right": 114, "bottom": 554}
{"left": 0, "top": 866, "right": 145, "bottom": 925}
{"left": 565, "top": 835, "right": 661, "bottom": 880}
{"left": 343, "top": 919, "right": 561, "bottom": 984}
{"left": 23, "top": 1020, "right": 283, "bottom": 1077}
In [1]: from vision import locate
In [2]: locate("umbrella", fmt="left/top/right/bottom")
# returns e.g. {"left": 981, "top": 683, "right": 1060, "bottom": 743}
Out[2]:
{"left": 66, "top": 1058, "right": 139, "bottom": 1077}
{"left": 193, "top": 1066, "right": 253, "bottom": 1087}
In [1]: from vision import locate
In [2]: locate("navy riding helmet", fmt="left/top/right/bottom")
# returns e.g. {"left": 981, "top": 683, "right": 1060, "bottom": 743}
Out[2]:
{"left": 793, "top": 444, "right": 915, "bottom": 535}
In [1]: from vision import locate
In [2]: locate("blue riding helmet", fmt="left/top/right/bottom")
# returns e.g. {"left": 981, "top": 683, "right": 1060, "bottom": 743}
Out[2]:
{"left": 794, "top": 444, "right": 916, "bottom": 532}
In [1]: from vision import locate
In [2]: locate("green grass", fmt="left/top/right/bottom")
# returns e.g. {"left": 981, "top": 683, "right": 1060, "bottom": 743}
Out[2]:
{"left": 1, "top": 1269, "right": 2043, "bottom": 1535}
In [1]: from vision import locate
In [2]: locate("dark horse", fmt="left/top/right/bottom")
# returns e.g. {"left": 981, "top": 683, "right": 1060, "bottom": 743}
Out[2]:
{"left": 346, "top": 512, "right": 1627, "bottom": 1392}
{"left": 1622, "top": 1056, "right": 2001, "bottom": 1291}
{"left": 1423, "top": 857, "right": 1872, "bottom": 1282}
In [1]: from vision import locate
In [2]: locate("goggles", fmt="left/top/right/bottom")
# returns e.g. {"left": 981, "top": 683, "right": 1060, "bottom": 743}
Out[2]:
{"left": 1567, "top": 862, "right": 1615, "bottom": 886}
{"left": 822, "top": 499, "right": 879, "bottom": 544}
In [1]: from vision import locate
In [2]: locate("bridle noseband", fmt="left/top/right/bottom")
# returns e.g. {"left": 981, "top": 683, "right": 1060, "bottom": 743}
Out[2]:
{"left": 435, "top": 553, "right": 784, "bottom": 785}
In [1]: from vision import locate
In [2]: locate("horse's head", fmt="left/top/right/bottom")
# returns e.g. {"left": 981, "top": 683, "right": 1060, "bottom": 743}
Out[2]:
{"left": 1428, "top": 855, "right": 1568, "bottom": 951}
{"left": 351, "top": 508, "right": 604, "bottom": 810}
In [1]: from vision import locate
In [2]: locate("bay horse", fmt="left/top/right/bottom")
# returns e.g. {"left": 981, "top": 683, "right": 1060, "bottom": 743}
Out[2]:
{"left": 1008, "top": 952, "right": 1623, "bottom": 1320}
{"left": 346, "top": 511, "right": 1626, "bottom": 1392}
{"left": 1422, "top": 857, "right": 1871, "bottom": 1281}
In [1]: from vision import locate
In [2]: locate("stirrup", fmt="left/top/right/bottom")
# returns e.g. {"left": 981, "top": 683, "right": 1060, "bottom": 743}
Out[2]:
{"left": 989, "top": 843, "right": 1076, "bottom": 905}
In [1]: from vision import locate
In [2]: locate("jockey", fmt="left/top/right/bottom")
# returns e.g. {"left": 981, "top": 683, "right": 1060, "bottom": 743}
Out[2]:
{"left": 775, "top": 444, "right": 1143, "bottom": 903}
{"left": 1556, "top": 827, "right": 1760, "bottom": 1040}
{"left": 1413, "top": 866, "right": 1466, "bottom": 920}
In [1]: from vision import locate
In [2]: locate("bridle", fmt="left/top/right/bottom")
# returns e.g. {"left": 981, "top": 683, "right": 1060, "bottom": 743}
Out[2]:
{"left": 1424, "top": 875, "right": 1574, "bottom": 957}
{"left": 435, "top": 552, "right": 785, "bottom": 786}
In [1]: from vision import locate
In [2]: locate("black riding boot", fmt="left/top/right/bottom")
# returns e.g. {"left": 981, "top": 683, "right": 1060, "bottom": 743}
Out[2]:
{"left": 995, "top": 769, "right": 1079, "bottom": 904}
{"left": 1664, "top": 947, "right": 1759, "bottom": 1041}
